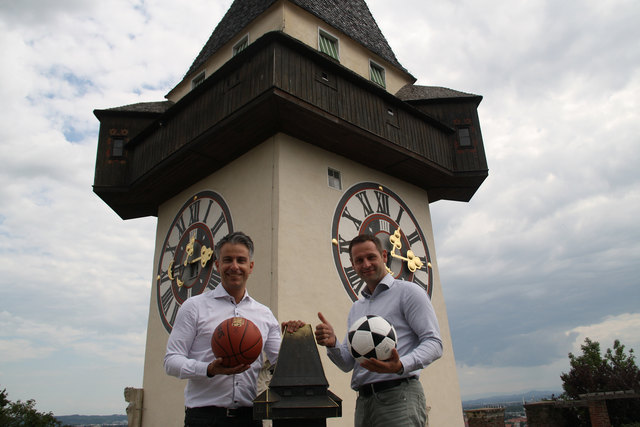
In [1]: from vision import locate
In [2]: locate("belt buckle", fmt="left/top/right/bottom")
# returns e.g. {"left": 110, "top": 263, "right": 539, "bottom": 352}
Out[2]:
{"left": 226, "top": 408, "right": 237, "bottom": 418}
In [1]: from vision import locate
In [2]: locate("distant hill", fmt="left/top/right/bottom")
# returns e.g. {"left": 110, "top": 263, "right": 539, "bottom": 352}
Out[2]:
{"left": 55, "top": 414, "right": 127, "bottom": 426}
{"left": 57, "top": 392, "right": 561, "bottom": 424}
{"left": 462, "top": 390, "right": 561, "bottom": 408}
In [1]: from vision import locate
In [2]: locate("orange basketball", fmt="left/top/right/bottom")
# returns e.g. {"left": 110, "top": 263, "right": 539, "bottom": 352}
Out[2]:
{"left": 211, "top": 317, "right": 263, "bottom": 367}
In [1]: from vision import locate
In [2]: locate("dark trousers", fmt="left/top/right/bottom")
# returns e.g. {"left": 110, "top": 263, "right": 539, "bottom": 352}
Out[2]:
{"left": 184, "top": 406, "right": 261, "bottom": 427}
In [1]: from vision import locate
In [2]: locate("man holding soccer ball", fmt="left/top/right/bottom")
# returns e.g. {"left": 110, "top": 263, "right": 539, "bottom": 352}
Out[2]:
{"left": 315, "top": 234, "right": 442, "bottom": 427}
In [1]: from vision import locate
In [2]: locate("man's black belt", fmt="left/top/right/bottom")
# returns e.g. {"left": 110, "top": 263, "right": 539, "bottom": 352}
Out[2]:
{"left": 187, "top": 405, "right": 253, "bottom": 418}
{"left": 358, "top": 376, "right": 417, "bottom": 397}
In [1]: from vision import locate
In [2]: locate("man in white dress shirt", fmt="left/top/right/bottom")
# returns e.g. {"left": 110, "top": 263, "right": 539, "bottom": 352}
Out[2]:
{"left": 165, "top": 231, "right": 301, "bottom": 427}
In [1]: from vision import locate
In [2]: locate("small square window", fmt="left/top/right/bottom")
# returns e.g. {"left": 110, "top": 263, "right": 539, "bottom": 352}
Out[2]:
{"left": 328, "top": 168, "right": 342, "bottom": 190}
{"left": 458, "top": 128, "right": 472, "bottom": 148}
{"left": 191, "top": 72, "right": 205, "bottom": 89}
{"left": 111, "top": 138, "right": 124, "bottom": 158}
{"left": 319, "top": 30, "right": 339, "bottom": 61}
{"left": 369, "top": 61, "right": 386, "bottom": 88}
{"left": 233, "top": 35, "right": 249, "bottom": 56}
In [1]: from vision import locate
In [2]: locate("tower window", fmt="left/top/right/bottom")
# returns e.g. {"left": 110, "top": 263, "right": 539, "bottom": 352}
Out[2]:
{"left": 191, "top": 72, "right": 205, "bottom": 89}
{"left": 328, "top": 168, "right": 342, "bottom": 190}
{"left": 319, "top": 30, "right": 339, "bottom": 61}
{"left": 369, "top": 61, "right": 386, "bottom": 88}
{"left": 233, "top": 35, "right": 249, "bottom": 56}
{"left": 457, "top": 127, "right": 472, "bottom": 148}
{"left": 111, "top": 138, "right": 124, "bottom": 158}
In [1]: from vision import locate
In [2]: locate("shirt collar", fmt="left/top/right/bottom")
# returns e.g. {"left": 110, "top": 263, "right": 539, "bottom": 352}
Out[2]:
{"left": 212, "top": 284, "right": 251, "bottom": 302}
{"left": 360, "top": 273, "right": 395, "bottom": 298}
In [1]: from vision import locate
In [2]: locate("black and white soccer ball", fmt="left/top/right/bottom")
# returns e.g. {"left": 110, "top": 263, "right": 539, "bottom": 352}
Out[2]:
{"left": 348, "top": 315, "right": 397, "bottom": 363}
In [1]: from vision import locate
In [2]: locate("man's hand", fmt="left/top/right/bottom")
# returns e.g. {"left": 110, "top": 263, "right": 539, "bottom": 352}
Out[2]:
{"left": 360, "top": 348, "right": 403, "bottom": 374}
{"left": 314, "top": 312, "right": 337, "bottom": 347}
{"left": 207, "top": 358, "right": 250, "bottom": 377}
{"left": 281, "top": 320, "right": 306, "bottom": 334}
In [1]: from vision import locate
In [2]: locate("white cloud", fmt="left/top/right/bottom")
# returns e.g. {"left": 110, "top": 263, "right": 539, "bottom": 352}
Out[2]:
{"left": 457, "top": 312, "right": 640, "bottom": 399}
{"left": 568, "top": 313, "right": 640, "bottom": 355}
{"left": 0, "top": 311, "right": 145, "bottom": 363}
{"left": 0, "top": 339, "right": 56, "bottom": 363}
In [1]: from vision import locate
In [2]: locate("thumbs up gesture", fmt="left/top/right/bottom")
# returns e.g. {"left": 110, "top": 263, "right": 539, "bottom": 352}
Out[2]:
{"left": 314, "top": 312, "right": 337, "bottom": 348}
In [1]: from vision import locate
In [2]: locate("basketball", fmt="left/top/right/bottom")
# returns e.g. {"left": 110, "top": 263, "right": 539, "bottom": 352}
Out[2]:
{"left": 348, "top": 315, "right": 397, "bottom": 363}
{"left": 211, "top": 317, "right": 263, "bottom": 367}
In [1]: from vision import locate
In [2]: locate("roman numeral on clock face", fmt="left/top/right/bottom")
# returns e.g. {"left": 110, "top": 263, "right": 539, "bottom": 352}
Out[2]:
{"left": 341, "top": 206, "right": 363, "bottom": 231}
{"left": 337, "top": 235, "right": 350, "bottom": 254}
{"left": 344, "top": 266, "right": 364, "bottom": 295}
{"left": 210, "top": 212, "right": 227, "bottom": 239}
{"left": 355, "top": 192, "right": 374, "bottom": 217}
{"left": 375, "top": 190, "right": 390, "bottom": 215}
{"left": 407, "top": 230, "right": 421, "bottom": 246}
{"left": 189, "top": 200, "right": 200, "bottom": 225}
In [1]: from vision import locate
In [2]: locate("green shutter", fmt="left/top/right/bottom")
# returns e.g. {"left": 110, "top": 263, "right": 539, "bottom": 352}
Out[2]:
{"left": 319, "top": 34, "right": 339, "bottom": 60}
{"left": 370, "top": 64, "right": 385, "bottom": 88}
{"left": 233, "top": 38, "right": 248, "bottom": 56}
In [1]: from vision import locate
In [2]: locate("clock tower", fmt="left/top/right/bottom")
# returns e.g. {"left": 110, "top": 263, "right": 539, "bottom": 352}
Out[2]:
{"left": 93, "top": 1, "right": 488, "bottom": 426}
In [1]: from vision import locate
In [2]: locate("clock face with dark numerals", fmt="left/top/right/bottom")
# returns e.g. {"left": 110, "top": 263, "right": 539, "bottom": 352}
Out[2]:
{"left": 331, "top": 182, "right": 432, "bottom": 301}
{"left": 156, "top": 190, "right": 233, "bottom": 332}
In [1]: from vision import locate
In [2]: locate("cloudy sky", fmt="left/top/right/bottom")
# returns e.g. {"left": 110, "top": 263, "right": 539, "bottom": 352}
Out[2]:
{"left": 1, "top": 0, "right": 638, "bottom": 416}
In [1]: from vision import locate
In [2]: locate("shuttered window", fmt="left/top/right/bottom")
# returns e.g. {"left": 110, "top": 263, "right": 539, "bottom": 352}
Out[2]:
{"left": 319, "top": 30, "right": 339, "bottom": 61}
{"left": 233, "top": 35, "right": 249, "bottom": 56}
{"left": 458, "top": 128, "right": 472, "bottom": 147}
{"left": 369, "top": 61, "right": 386, "bottom": 88}
{"left": 191, "top": 72, "right": 205, "bottom": 89}
{"left": 111, "top": 138, "right": 124, "bottom": 158}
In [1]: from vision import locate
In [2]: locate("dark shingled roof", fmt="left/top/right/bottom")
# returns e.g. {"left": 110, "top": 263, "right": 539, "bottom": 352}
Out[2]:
{"left": 396, "top": 85, "right": 482, "bottom": 104}
{"left": 101, "top": 101, "right": 175, "bottom": 114}
{"left": 184, "top": 0, "right": 410, "bottom": 79}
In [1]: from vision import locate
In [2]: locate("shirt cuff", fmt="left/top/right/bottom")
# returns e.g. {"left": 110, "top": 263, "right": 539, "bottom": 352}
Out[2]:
{"left": 196, "top": 361, "right": 210, "bottom": 377}
{"left": 326, "top": 345, "right": 342, "bottom": 355}
{"left": 398, "top": 355, "right": 412, "bottom": 373}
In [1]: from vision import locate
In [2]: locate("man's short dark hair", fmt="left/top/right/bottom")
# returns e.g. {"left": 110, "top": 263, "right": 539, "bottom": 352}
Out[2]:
{"left": 348, "top": 233, "right": 384, "bottom": 258}
{"left": 214, "top": 231, "right": 254, "bottom": 260}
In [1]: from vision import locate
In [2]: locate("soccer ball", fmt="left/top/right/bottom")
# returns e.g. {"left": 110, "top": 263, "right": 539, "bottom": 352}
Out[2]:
{"left": 348, "top": 315, "right": 397, "bottom": 363}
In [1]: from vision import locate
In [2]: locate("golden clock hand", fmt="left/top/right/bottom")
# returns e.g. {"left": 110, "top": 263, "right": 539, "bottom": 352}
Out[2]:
{"left": 389, "top": 229, "right": 403, "bottom": 255}
{"left": 389, "top": 228, "right": 409, "bottom": 261}
{"left": 389, "top": 228, "right": 425, "bottom": 273}
{"left": 405, "top": 250, "right": 424, "bottom": 272}
{"left": 184, "top": 234, "right": 196, "bottom": 266}
{"left": 168, "top": 260, "right": 175, "bottom": 280}
{"left": 190, "top": 245, "right": 214, "bottom": 268}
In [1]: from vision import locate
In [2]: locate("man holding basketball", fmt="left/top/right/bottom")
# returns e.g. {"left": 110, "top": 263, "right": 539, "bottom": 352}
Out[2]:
{"left": 315, "top": 234, "right": 442, "bottom": 427}
{"left": 165, "top": 231, "right": 302, "bottom": 427}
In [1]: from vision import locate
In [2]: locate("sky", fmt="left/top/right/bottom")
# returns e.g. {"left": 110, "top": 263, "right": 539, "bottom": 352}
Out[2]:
{"left": 1, "top": 0, "right": 639, "bottom": 416}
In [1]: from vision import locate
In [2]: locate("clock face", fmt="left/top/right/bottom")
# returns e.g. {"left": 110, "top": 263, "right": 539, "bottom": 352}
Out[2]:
{"left": 331, "top": 182, "right": 432, "bottom": 301}
{"left": 156, "top": 190, "right": 233, "bottom": 332}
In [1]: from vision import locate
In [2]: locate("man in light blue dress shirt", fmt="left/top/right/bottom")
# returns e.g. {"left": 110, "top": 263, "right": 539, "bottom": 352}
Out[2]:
{"left": 315, "top": 234, "right": 442, "bottom": 427}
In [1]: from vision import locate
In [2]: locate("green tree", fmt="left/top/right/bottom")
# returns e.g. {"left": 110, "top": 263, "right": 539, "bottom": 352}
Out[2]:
{"left": 560, "top": 338, "right": 640, "bottom": 426}
{"left": 0, "top": 386, "right": 65, "bottom": 427}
